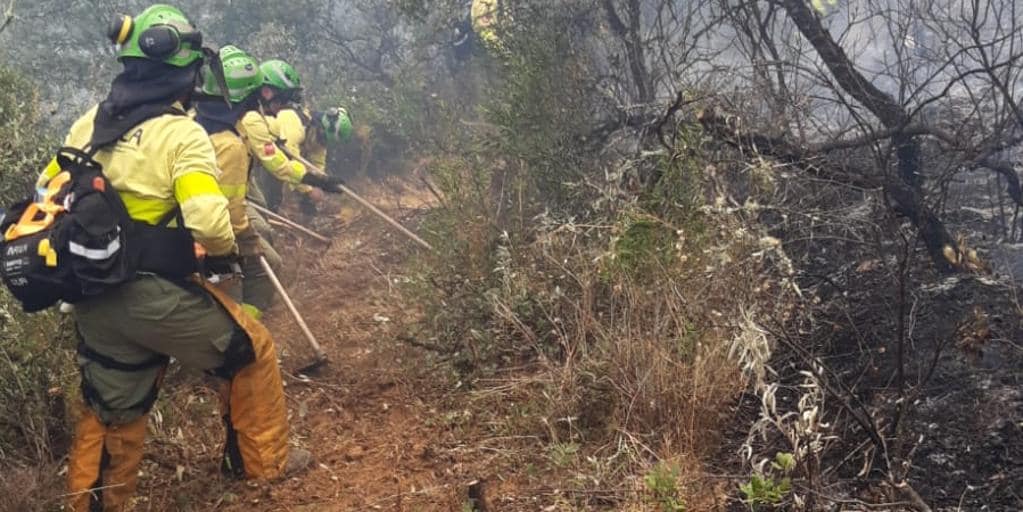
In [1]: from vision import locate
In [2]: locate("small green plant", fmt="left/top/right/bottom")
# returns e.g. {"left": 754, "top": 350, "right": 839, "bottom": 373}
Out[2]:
{"left": 739, "top": 452, "right": 795, "bottom": 510}
{"left": 547, "top": 442, "right": 580, "bottom": 467}
{"left": 644, "top": 462, "right": 686, "bottom": 512}
{"left": 606, "top": 214, "right": 679, "bottom": 280}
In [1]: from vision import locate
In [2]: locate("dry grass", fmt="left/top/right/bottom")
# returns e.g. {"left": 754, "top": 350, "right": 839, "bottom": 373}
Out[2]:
{"left": 410, "top": 165, "right": 801, "bottom": 508}
{"left": 0, "top": 463, "right": 64, "bottom": 512}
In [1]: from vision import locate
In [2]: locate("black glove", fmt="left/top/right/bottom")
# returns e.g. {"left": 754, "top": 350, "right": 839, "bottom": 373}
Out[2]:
{"left": 235, "top": 228, "right": 264, "bottom": 257}
{"left": 300, "top": 172, "right": 345, "bottom": 193}
{"left": 203, "top": 254, "right": 242, "bottom": 277}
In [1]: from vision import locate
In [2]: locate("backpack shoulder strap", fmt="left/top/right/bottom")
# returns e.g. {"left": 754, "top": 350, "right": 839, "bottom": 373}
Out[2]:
{"left": 164, "top": 105, "right": 188, "bottom": 117}
{"left": 55, "top": 145, "right": 103, "bottom": 174}
{"left": 155, "top": 206, "right": 184, "bottom": 228}
{"left": 295, "top": 106, "right": 314, "bottom": 127}
{"left": 63, "top": 104, "right": 189, "bottom": 167}
{"left": 58, "top": 146, "right": 97, "bottom": 161}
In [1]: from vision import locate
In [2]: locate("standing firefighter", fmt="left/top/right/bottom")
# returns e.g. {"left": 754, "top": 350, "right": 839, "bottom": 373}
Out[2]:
{"left": 246, "top": 59, "right": 344, "bottom": 213}
{"left": 471, "top": 0, "right": 507, "bottom": 51}
{"left": 194, "top": 46, "right": 283, "bottom": 320}
{"left": 26, "top": 5, "right": 309, "bottom": 510}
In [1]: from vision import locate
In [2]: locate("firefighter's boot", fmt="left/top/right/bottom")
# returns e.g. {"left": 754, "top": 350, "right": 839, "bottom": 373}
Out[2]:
{"left": 67, "top": 410, "right": 148, "bottom": 512}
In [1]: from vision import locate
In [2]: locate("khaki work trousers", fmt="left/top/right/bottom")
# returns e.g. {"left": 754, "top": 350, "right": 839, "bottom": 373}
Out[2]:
{"left": 74, "top": 276, "right": 233, "bottom": 424}
{"left": 68, "top": 275, "right": 290, "bottom": 511}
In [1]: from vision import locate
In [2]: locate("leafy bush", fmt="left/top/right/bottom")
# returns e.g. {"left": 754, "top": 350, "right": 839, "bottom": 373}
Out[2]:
{"left": 0, "top": 66, "right": 73, "bottom": 509}
{"left": 0, "top": 66, "right": 54, "bottom": 206}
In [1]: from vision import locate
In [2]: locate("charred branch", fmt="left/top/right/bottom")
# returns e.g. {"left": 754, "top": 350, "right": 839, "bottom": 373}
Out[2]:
{"left": 776, "top": 0, "right": 959, "bottom": 272}
{"left": 602, "top": 0, "right": 653, "bottom": 104}
{"left": 698, "top": 108, "right": 882, "bottom": 190}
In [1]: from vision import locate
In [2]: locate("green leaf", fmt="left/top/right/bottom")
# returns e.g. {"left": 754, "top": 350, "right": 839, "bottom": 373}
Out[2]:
{"left": 773, "top": 452, "right": 796, "bottom": 473}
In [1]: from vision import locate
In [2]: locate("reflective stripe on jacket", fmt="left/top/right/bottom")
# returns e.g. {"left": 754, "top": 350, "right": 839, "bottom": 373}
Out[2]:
{"left": 39, "top": 104, "right": 235, "bottom": 256}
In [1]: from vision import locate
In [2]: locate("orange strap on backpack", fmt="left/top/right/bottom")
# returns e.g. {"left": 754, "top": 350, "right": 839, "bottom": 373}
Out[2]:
{"left": 4, "top": 171, "right": 72, "bottom": 241}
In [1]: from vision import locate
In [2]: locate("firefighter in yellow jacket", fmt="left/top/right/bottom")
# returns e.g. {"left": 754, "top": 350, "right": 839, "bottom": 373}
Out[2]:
{"left": 194, "top": 46, "right": 283, "bottom": 320}
{"left": 246, "top": 59, "right": 347, "bottom": 213}
{"left": 472, "top": 0, "right": 507, "bottom": 51}
{"left": 276, "top": 101, "right": 354, "bottom": 216}
{"left": 42, "top": 6, "right": 309, "bottom": 511}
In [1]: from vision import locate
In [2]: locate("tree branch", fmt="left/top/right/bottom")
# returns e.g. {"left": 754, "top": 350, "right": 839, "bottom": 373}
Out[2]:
{"left": 776, "top": 0, "right": 960, "bottom": 272}
{"left": 601, "top": 0, "right": 653, "bottom": 103}
{"left": 698, "top": 107, "right": 882, "bottom": 189}
{"left": 0, "top": 0, "right": 16, "bottom": 35}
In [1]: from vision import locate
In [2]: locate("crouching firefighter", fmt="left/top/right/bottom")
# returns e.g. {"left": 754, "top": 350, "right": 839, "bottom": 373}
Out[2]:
{"left": 246, "top": 59, "right": 345, "bottom": 214}
{"left": 1, "top": 5, "right": 310, "bottom": 510}
{"left": 194, "top": 46, "right": 284, "bottom": 320}
{"left": 274, "top": 89, "right": 355, "bottom": 218}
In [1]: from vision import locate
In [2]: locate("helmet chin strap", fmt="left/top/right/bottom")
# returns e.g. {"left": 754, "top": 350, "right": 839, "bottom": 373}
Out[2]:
{"left": 201, "top": 47, "right": 233, "bottom": 107}
{"left": 258, "top": 96, "right": 287, "bottom": 114}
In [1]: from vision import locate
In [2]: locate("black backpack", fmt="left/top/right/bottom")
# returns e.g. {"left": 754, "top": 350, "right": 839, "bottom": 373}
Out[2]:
{"left": 1, "top": 145, "right": 197, "bottom": 313}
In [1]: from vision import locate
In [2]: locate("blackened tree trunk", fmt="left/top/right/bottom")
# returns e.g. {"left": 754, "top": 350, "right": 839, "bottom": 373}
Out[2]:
{"left": 602, "top": 0, "right": 654, "bottom": 105}
{"left": 778, "top": 0, "right": 959, "bottom": 272}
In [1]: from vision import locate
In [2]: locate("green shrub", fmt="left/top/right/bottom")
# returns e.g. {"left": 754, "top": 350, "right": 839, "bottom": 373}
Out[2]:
{"left": 0, "top": 66, "right": 54, "bottom": 206}
{"left": 0, "top": 296, "right": 74, "bottom": 463}
{"left": 739, "top": 452, "right": 796, "bottom": 510}
{"left": 0, "top": 66, "right": 73, "bottom": 485}
{"left": 644, "top": 462, "right": 686, "bottom": 512}
{"left": 608, "top": 214, "right": 679, "bottom": 279}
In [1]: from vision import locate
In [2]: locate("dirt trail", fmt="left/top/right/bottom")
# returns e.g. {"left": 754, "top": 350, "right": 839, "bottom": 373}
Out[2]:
{"left": 130, "top": 176, "right": 546, "bottom": 511}
{"left": 238, "top": 178, "right": 470, "bottom": 511}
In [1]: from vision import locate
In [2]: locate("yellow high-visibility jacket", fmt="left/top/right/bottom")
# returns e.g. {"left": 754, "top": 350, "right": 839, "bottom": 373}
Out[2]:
{"left": 276, "top": 107, "right": 328, "bottom": 170}
{"left": 237, "top": 110, "right": 309, "bottom": 185}
{"left": 209, "top": 130, "right": 252, "bottom": 237}
{"left": 237, "top": 110, "right": 316, "bottom": 195}
{"left": 38, "top": 104, "right": 235, "bottom": 256}
{"left": 472, "top": 0, "right": 504, "bottom": 49}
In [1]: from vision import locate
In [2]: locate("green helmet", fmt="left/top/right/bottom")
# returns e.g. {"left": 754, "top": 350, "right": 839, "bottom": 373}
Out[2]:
{"left": 320, "top": 107, "right": 353, "bottom": 142}
{"left": 107, "top": 4, "right": 204, "bottom": 67}
{"left": 201, "top": 46, "right": 261, "bottom": 103}
{"left": 260, "top": 59, "right": 302, "bottom": 92}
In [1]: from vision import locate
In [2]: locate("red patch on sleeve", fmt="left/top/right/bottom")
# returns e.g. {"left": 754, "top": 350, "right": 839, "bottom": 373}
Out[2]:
{"left": 263, "top": 143, "right": 276, "bottom": 156}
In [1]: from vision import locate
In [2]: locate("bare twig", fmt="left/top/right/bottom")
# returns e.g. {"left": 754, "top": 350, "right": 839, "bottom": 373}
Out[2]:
{"left": 0, "top": 0, "right": 16, "bottom": 35}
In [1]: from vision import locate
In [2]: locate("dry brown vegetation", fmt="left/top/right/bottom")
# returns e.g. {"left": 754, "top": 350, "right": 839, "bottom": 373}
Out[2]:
{"left": 2, "top": 0, "right": 1023, "bottom": 510}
